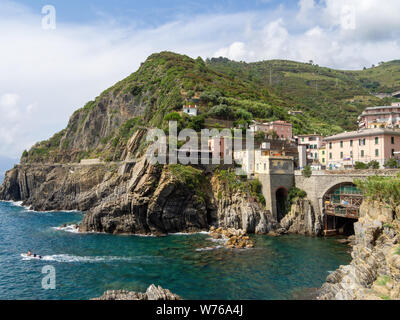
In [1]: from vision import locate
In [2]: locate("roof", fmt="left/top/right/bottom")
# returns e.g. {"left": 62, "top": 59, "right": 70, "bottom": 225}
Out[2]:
{"left": 183, "top": 105, "right": 197, "bottom": 109}
{"left": 297, "top": 134, "right": 323, "bottom": 137}
{"left": 364, "top": 106, "right": 400, "bottom": 111}
{"left": 324, "top": 128, "right": 400, "bottom": 141}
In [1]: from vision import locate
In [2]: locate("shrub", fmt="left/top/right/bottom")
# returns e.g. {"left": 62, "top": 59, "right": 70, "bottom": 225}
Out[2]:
{"left": 355, "top": 175, "right": 400, "bottom": 209}
{"left": 385, "top": 158, "right": 398, "bottom": 169}
{"left": 355, "top": 162, "right": 367, "bottom": 170}
{"left": 367, "top": 160, "right": 380, "bottom": 169}
{"left": 302, "top": 165, "right": 312, "bottom": 178}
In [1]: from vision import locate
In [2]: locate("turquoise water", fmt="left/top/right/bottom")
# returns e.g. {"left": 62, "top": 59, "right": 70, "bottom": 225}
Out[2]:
{"left": 0, "top": 201, "right": 351, "bottom": 300}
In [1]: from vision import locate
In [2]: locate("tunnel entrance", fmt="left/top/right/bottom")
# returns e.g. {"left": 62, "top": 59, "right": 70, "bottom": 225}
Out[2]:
{"left": 276, "top": 187, "right": 288, "bottom": 222}
{"left": 325, "top": 215, "right": 357, "bottom": 236}
{"left": 323, "top": 183, "right": 362, "bottom": 236}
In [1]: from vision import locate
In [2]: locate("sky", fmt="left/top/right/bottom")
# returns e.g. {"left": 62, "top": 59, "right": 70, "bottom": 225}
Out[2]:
{"left": 0, "top": 0, "right": 400, "bottom": 164}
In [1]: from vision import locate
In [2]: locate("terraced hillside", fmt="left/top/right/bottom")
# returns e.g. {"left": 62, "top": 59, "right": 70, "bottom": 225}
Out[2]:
{"left": 21, "top": 52, "right": 400, "bottom": 164}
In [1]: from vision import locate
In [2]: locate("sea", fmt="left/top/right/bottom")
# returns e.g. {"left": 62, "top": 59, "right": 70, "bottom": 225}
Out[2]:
{"left": 0, "top": 201, "right": 351, "bottom": 300}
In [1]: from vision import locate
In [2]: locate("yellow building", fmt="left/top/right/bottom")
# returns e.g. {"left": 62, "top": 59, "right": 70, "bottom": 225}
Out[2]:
{"left": 318, "top": 145, "right": 327, "bottom": 166}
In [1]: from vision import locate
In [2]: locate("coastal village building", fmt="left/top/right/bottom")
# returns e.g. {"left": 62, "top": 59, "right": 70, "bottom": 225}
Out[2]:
{"left": 358, "top": 103, "right": 400, "bottom": 129}
{"left": 296, "top": 134, "right": 324, "bottom": 162}
{"left": 249, "top": 121, "right": 293, "bottom": 140}
{"left": 324, "top": 128, "right": 400, "bottom": 169}
{"left": 182, "top": 104, "right": 198, "bottom": 116}
{"left": 208, "top": 136, "right": 231, "bottom": 159}
{"left": 318, "top": 144, "right": 327, "bottom": 167}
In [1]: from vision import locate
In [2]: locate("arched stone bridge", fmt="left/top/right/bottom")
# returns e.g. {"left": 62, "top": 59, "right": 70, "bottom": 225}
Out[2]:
{"left": 294, "top": 170, "right": 399, "bottom": 216}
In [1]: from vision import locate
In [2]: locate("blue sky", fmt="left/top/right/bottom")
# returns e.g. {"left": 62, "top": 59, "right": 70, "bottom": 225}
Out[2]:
{"left": 16, "top": 0, "right": 297, "bottom": 26}
{"left": 0, "top": 0, "right": 400, "bottom": 163}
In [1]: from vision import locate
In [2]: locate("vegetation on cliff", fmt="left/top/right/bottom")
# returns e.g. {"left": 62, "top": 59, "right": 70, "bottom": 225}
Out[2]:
{"left": 19, "top": 52, "right": 400, "bottom": 165}
{"left": 214, "top": 169, "right": 265, "bottom": 205}
{"left": 355, "top": 174, "right": 400, "bottom": 210}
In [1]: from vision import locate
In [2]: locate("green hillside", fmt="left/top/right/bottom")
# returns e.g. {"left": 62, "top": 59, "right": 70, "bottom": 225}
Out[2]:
{"left": 206, "top": 58, "right": 400, "bottom": 132}
{"left": 21, "top": 52, "right": 400, "bottom": 164}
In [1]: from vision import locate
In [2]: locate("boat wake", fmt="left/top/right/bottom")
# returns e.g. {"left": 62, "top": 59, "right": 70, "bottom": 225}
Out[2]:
{"left": 21, "top": 253, "right": 149, "bottom": 263}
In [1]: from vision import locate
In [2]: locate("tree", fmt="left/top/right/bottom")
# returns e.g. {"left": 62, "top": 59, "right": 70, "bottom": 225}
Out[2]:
{"left": 302, "top": 165, "right": 312, "bottom": 178}
{"left": 208, "top": 104, "right": 234, "bottom": 119}
{"left": 254, "top": 131, "right": 266, "bottom": 141}
{"left": 266, "top": 129, "right": 279, "bottom": 140}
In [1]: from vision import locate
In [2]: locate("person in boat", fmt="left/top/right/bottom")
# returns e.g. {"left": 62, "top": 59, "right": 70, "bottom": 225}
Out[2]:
{"left": 27, "top": 250, "right": 42, "bottom": 259}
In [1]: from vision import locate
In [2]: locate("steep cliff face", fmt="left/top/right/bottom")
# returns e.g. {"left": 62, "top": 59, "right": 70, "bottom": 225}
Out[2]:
{"left": 1, "top": 132, "right": 273, "bottom": 235}
{"left": 210, "top": 175, "right": 276, "bottom": 234}
{"left": 318, "top": 200, "right": 400, "bottom": 300}
{"left": 280, "top": 199, "right": 323, "bottom": 236}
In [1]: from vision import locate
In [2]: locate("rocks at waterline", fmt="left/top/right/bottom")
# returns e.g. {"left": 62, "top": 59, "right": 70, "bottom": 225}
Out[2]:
{"left": 209, "top": 226, "right": 255, "bottom": 249}
{"left": 92, "top": 284, "right": 182, "bottom": 300}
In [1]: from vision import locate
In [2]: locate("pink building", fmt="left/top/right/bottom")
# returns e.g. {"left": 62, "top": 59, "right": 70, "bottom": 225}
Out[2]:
{"left": 358, "top": 103, "right": 400, "bottom": 129}
{"left": 324, "top": 128, "right": 400, "bottom": 169}
{"left": 250, "top": 121, "right": 293, "bottom": 140}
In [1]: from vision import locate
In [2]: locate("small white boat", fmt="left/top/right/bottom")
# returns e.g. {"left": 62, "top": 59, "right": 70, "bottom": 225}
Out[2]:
{"left": 21, "top": 253, "right": 43, "bottom": 260}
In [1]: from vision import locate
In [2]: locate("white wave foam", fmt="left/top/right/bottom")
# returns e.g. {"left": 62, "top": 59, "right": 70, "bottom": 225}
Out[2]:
{"left": 53, "top": 224, "right": 80, "bottom": 234}
{"left": 208, "top": 237, "right": 228, "bottom": 244}
{"left": 195, "top": 246, "right": 224, "bottom": 252}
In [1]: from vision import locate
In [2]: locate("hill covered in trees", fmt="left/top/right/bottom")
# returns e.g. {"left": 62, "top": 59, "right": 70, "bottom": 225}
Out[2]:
{"left": 21, "top": 52, "right": 400, "bottom": 164}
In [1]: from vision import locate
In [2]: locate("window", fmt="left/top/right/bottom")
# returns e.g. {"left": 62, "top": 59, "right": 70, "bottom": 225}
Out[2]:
{"left": 322, "top": 151, "right": 325, "bottom": 155}
{"left": 392, "top": 149, "right": 395, "bottom": 156}
{"left": 329, "top": 153, "right": 332, "bottom": 159}
{"left": 310, "top": 153, "right": 313, "bottom": 158}
{"left": 264, "top": 163, "right": 266, "bottom": 170}
{"left": 350, "top": 140, "right": 353, "bottom": 147}
{"left": 302, "top": 138, "right": 304, "bottom": 142}
{"left": 329, "top": 142, "right": 332, "bottom": 149}
{"left": 392, "top": 137, "right": 395, "bottom": 144}
{"left": 375, "top": 149, "right": 379, "bottom": 157}
{"left": 340, "top": 141, "right": 343, "bottom": 148}
{"left": 315, "top": 153, "right": 318, "bottom": 159}
{"left": 350, "top": 151, "right": 353, "bottom": 157}
{"left": 314, "top": 145, "right": 317, "bottom": 149}
{"left": 361, "top": 150, "right": 365, "bottom": 158}
{"left": 322, "top": 158, "right": 325, "bottom": 163}
{"left": 375, "top": 137, "right": 379, "bottom": 145}
{"left": 340, "top": 152, "right": 343, "bottom": 159}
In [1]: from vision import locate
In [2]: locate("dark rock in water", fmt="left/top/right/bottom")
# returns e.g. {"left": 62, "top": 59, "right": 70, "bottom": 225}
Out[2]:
{"left": 92, "top": 284, "right": 182, "bottom": 300}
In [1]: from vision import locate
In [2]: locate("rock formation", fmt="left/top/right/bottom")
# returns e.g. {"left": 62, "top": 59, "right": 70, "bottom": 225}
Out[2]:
{"left": 93, "top": 284, "right": 182, "bottom": 300}
{"left": 280, "top": 199, "right": 323, "bottom": 236}
{"left": 0, "top": 131, "right": 274, "bottom": 235}
{"left": 318, "top": 200, "right": 400, "bottom": 300}
{"left": 209, "top": 227, "right": 255, "bottom": 249}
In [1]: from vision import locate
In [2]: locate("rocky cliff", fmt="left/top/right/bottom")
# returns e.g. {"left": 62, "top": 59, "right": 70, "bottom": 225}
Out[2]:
{"left": 280, "top": 199, "right": 323, "bottom": 236}
{"left": 318, "top": 200, "right": 400, "bottom": 300}
{"left": 0, "top": 131, "right": 273, "bottom": 235}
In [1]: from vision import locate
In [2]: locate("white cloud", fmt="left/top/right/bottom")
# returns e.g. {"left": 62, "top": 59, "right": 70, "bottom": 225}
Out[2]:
{"left": 1, "top": 0, "right": 400, "bottom": 159}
